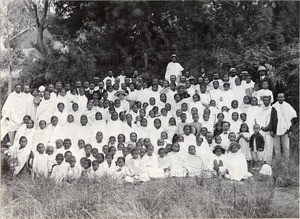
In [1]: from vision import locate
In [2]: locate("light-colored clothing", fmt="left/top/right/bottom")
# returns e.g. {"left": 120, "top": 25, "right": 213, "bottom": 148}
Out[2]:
{"left": 225, "top": 151, "right": 252, "bottom": 181}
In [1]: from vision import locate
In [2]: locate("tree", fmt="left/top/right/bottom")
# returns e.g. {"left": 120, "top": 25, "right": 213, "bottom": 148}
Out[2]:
{"left": 23, "top": 0, "right": 50, "bottom": 54}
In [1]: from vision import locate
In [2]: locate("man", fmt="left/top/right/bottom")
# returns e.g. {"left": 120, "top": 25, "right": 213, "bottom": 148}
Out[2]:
{"left": 103, "top": 70, "right": 115, "bottom": 85}
{"left": 228, "top": 68, "right": 239, "bottom": 88}
{"left": 264, "top": 93, "right": 297, "bottom": 162}
{"left": 165, "top": 54, "right": 184, "bottom": 82}
{"left": 1, "top": 84, "right": 27, "bottom": 143}
{"left": 256, "top": 66, "right": 274, "bottom": 92}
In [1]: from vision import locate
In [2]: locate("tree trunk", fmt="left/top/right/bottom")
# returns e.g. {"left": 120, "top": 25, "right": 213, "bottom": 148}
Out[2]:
{"left": 37, "top": 26, "right": 45, "bottom": 54}
{"left": 7, "top": 65, "right": 13, "bottom": 94}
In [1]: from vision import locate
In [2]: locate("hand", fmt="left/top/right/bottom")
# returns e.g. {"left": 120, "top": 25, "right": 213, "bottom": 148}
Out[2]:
{"left": 261, "top": 126, "right": 267, "bottom": 132}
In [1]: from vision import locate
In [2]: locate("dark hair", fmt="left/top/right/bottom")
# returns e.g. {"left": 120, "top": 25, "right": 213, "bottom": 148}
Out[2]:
{"left": 239, "top": 123, "right": 249, "bottom": 133}
{"left": 158, "top": 148, "right": 165, "bottom": 154}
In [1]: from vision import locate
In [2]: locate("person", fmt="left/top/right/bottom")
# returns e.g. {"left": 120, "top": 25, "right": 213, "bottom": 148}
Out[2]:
{"left": 32, "top": 120, "right": 50, "bottom": 149}
{"left": 237, "top": 123, "right": 251, "bottom": 169}
{"left": 35, "top": 90, "right": 55, "bottom": 125}
{"left": 183, "top": 145, "right": 203, "bottom": 177}
{"left": 256, "top": 66, "right": 274, "bottom": 92}
{"left": 126, "top": 148, "right": 150, "bottom": 182}
{"left": 270, "top": 93, "right": 297, "bottom": 163}
{"left": 32, "top": 143, "right": 49, "bottom": 179}
{"left": 1, "top": 84, "right": 27, "bottom": 143}
{"left": 165, "top": 54, "right": 184, "bottom": 82}
{"left": 225, "top": 142, "right": 252, "bottom": 181}
{"left": 257, "top": 81, "right": 274, "bottom": 105}
{"left": 50, "top": 153, "right": 67, "bottom": 183}
{"left": 111, "top": 157, "right": 134, "bottom": 183}
{"left": 250, "top": 124, "right": 265, "bottom": 170}
{"left": 157, "top": 148, "right": 170, "bottom": 177}
{"left": 167, "top": 143, "right": 186, "bottom": 177}
{"left": 209, "top": 145, "right": 227, "bottom": 178}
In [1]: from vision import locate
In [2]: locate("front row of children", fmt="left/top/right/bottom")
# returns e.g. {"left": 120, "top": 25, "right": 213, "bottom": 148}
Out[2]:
{"left": 6, "top": 132, "right": 262, "bottom": 184}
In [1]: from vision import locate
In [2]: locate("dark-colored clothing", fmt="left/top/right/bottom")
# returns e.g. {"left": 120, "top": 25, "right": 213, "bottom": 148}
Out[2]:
{"left": 249, "top": 133, "right": 265, "bottom": 151}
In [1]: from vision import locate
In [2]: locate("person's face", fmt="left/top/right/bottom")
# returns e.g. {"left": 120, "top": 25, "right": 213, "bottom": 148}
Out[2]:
{"left": 215, "top": 136, "right": 222, "bottom": 144}
{"left": 90, "top": 83, "right": 95, "bottom": 90}
{"left": 204, "top": 78, "right": 210, "bottom": 85}
{"left": 92, "top": 162, "right": 99, "bottom": 171}
{"left": 180, "top": 114, "right": 187, "bottom": 122}
{"left": 169, "top": 118, "right": 176, "bottom": 126}
{"left": 188, "top": 146, "right": 196, "bottom": 155}
{"left": 159, "top": 149, "right": 165, "bottom": 158}
{"left": 102, "top": 146, "right": 109, "bottom": 154}
{"left": 118, "top": 135, "right": 125, "bottom": 143}
{"left": 250, "top": 98, "right": 258, "bottom": 106}
{"left": 200, "top": 86, "right": 206, "bottom": 93}
{"left": 83, "top": 81, "right": 89, "bottom": 88}
{"left": 57, "top": 103, "right": 64, "bottom": 112}
{"left": 181, "top": 103, "right": 188, "bottom": 112}
{"left": 26, "top": 120, "right": 34, "bottom": 129}
{"left": 147, "top": 147, "right": 154, "bottom": 156}
{"left": 111, "top": 112, "right": 118, "bottom": 121}
{"left": 76, "top": 81, "right": 82, "bottom": 88}
{"left": 215, "top": 149, "right": 223, "bottom": 156}
{"left": 96, "top": 154, "right": 104, "bottom": 163}
{"left": 174, "top": 94, "right": 181, "bottom": 103}
{"left": 83, "top": 160, "right": 90, "bottom": 169}
{"left": 203, "top": 114, "right": 209, "bottom": 121}
{"left": 56, "top": 156, "right": 63, "bottom": 165}
{"left": 23, "top": 85, "right": 30, "bottom": 94}
{"left": 193, "top": 114, "right": 199, "bottom": 122}
{"left": 72, "top": 103, "right": 79, "bottom": 111}
{"left": 200, "top": 128, "right": 208, "bottom": 136}
{"left": 154, "top": 120, "right": 161, "bottom": 129}
{"left": 228, "top": 133, "right": 236, "bottom": 141}
{"left": 20, "top": 138, "right": 27, "bottom": 147}
{"left": 241, "top": 125, "right": 248, "bottom": 132}
{"left": 213, "top": 82, "right": 219, "bottom": 89}
{"left": 46, "top": 147, "right": 54, "bottom": 155}
{"left": 64, "top": 84, "right": 71, "bottom": 91}
{"left": 172, "top": 143, "right": 180, "bottom": 152}
{"left": 183, "top": 126, "right": 191, "bottom": 135}
{"left": 263, "top": 97, "right": 271, "bottom": 107}
{"left": 235, "top": 78, "right": 241, "bottom": 86}
{"left": 245, "top": 76, "right": 252, "bottom": 83}
{"left": 65, "top": 152, "right": 72, "bottom": 162}
{"left": 96, "top": 132, "right": 103, "bottom": 141}
{"left": 15, "top": 85, "right": 21, "bottom": 93}
{"left": 243, "top": 96, "right": 250, "bottom": 104}
{"left": 64, "top": 141, "right": 71, "bottom": 150}
{"left": 117, "top": 159, "right": 125, "bottom": 167}
{"left": 277, "top": 94, "right": 285, "bottom": 104}
{"left": 206, "top": 134, "right": 213, "bottom": 143}
{"left": 44, "top": 92, "right": 50, "bottom": 100}
{"left": 85, "top": 146, "right": 92, "bottom": 155}
{"left": 78, "top": 140, "right": 85, "bottom": 149}
{"left": 69, "top": 158, "right": 76, "bottom": 167}
{"left": 253, "top": 126, "right": 260, "bottom": 133}
{"left": 36, "top": 144, "right": 44, "bottom": 154}
{"left": 129, "top": 84, "right": 135, "bottom": 91}
{"left": 232, "top": 113, "right": 239, "bottom": 121}
{"left": 222, "top": 123, "right": 229, "bottom": 131}
{"left": 197, "top": 77, "right": 203, "bottom": 84}
{"left": 51, "top": 117, "right": 58, "bottom": 125}
{"left": 132, "top": 150, "right": 139, "bottom": 159}
{"left": 240, "top": 113, "right": 246, "bottom": 122}
{"left": 48, "top": 84, "right": 54, "bottom": 92}
{"left": 262, "top": 81, "right": 269, "bottom": 89}
{"left": 80, "top": 116, "right": 88, "bottom": 125}
{"left": 230, "top": 145, "right": 239, "bottom": 153}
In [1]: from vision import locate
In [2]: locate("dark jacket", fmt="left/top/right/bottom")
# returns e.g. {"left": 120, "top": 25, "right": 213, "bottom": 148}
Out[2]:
{"left": 249, "top": 133, "right": 265, "bottom": 151}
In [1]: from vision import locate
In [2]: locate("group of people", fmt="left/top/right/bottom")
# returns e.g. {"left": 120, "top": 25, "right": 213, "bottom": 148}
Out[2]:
{"left": 1, "top": 54, "right": 297, "bottom": 184}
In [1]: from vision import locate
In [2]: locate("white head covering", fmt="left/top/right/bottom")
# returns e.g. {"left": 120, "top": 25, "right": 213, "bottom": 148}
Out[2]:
{"left": 39, "top": 85, "right": 45, "bottom": 92}
{"left": 259, "top": 164, "right": 272, "bottom": 176}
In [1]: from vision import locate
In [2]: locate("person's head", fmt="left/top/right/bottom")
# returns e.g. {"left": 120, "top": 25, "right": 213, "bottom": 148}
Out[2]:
{"left": 172, "top": 143, "right": 180, "bottom": 152}
{"left": 131, "top": 148, "right": 139, "bottom": 159}
{"left": 240, "top": 113, "right": 247, "bottom": 122}
{"left": 215, "top": 122, "right": 222, "bottom": 131}
{"left": 228, "top": 132, "right": 236, "bottom": 142}
{"left": 181, "top": 103, "right": 188, "bottom": 112}
{"left": 78, "top": 139, "right": 85, "bottom": 149}
{"left": 26, "top": 119, "right": 34, "bottom": 129}
{"left": 111, "top": 111, "right": 118, "bottom": 121}
{"left": 157, "top": 138, "right": 165, "bottom": 146}
{"left": 50, "top": 116, "right": 58, "bottom": 126}
{"left": 57, "top": 102, "right": 65, "bottom": 113}
{"left": 217, "top": 113, "right": 224, "bottom": 123}
{"left": 231, "top": 100, "right": 238, "bottom": 109}
{"left": 63, "top": 138, "right": 72, "bottom": 150}
{"left": 253, "top": 124, "right": 260, "bottom": 134}
{"left": 245, "top": 75, "right": 252, "bottom": 83}
{"left": 92, "top": 160, "right": 99, "bottom": 171}
{"left": 80, "top": 157, "right": 87, "bottom": 167}
{"left": 174, "top": 93, "right": 181, "bottom": 103}
{"left": 43, "top": 90, "right": 51, "bottom": 100}
{"left": 83, "top": 159, "right": 91, "bottom": 169}
{"left": 223, "top": 82, "right": 230, "bottom": 91}
{"left": 36, "top": 143, "right": 45, "bottom": 154}
{"left": 169, "top": 117, "right": 176, "bottom": 126}
{"left": 180, "top": 113, "right": 187, "bottom": 122}
{"left": 105, "top": 154, "right": 113, "bottom": 164}
{"left": 165, "top": 144, "right": 172, "bottom": 154}
{"left": 262, "top": 81, "right": 269, "bottom": 90}
{"left": 64, "top": 151, "right": 72, "bottom": 162}
{"left": 186, "top": 144, "right": 195, "bottom": 155}
{"left": 228, "top": 142, "right": 240, "bottom": 153}
{"left": 277, "top": 93, "right": 285, "bottom": 104}
{"left": 108, "top": 136, "right": 116, "bottom": 145}
{"left": 15, "top": 84, "right": 22, "bottom": 93}
{"left": 19, "top": 136, "right": 27, "bottom": 148}
{"left": 183, "top": 125, "right": 191, "bottom": 135}
{"left": 158, "top": 148, "right": 165, "bottom": 158}
{"left": 206, "top": 132, "right": 214, "bottom": 144}
{"left": 140, "top": 118, "right": 148, "bottom": 127}
{"left": 250, "top": 97, "right": 258, "bottom": 106}
{"left": 116, "top": 157, "right": 126, "bottom": 167}
{"left": 262, "top": 96, "right": 271, "bottom": 107}
{"left": 55, "top": 153, "right": 64, "bottom": 165}
{"left": 213, "top": 145, "right": 225, "bottom": 157}
{"left": 235, "top": 77, "right": 241, "bottom": 86}
{"left": 231, "top": 112, "right": 239, "bottom": 122}
{"left": 102, "top": 145, "right": 109, "bottom": 155}
{"left": 91, "top": 148, "right": 99, "bottom": 158}
{"left": 154, "top": 119, "right": 161, "bottom": 129}
{"left": 197, "top": 77, "right": 203, "bottom": 84}
{"left": 55, "top": 139, "right": 63, "bottom": 149}
{"left": 203, "top": 113, "right": 209, "bottom": 122}
{"left": 45, "top": 145, "right": 54, "bottom": 155}
{"left": 221, "top": 106, "right": 229, "bottom": 113}
{"left": 72, "top": 103, "right": 79, "bottom": 112}
{"left": 221, "top": 121, "right": 230, "bottom": 132}
{"left": 209, "top": 100, "right": 216, "bottom": 107}
{"left": 147, "top": 145, "right": 154, "bottom": 156}
{"left": 200, "top": 84, "right": 207, "bottom": 93}
{"left": 69, "top": 156, "right": 76, "bottom": 168}
{"left": 240, "top": 123, "right": 249, "bottom": 133}
{"left": 214, "top": 135, "right": 222, "bottom": 144}
{"left": 96, "top": 153, "right": 105, "bottom": 163}
{"left": 108, "top": 146, "right": 116, "bottom": 156}
{"left": 200, "top": 127, "right": 208, "bottom": 137}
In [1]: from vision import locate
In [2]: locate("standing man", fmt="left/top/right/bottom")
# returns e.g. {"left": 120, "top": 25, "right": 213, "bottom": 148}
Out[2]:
{"left": 165, "top": 54, "right": 184, "bottom": 83}
{"left": 270, "top": 93, "right": 297, "bottom": 162}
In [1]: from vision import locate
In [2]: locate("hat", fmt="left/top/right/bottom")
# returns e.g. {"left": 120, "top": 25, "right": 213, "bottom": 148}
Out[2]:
{"left": 171, "top": 54, "right": 177, "bottom": 58}
{"left": 229, "top": 68, "right": 237, "bottom": 73}
{"left": 213, "top": 145, "right": 225, "bottom": 154}
{"left": 241, "top": 71, "right": 248, "bottom": 75}
{"left": 257, "top": 66, "right": 267, "bottom": 73}
{"left": 259, "top": 164, "right": 272, "bottom": 176}
{"left": 93, "top": 77, "right": 100, "bottom": 81}
{"left": 228, "top": 141, "right": 241, "bottom": 152}
{"left": 39, "top": 85, "right": 45, "bottom": 92}
{"left": 114, "top": 90, "right": 128, "bottom": 97}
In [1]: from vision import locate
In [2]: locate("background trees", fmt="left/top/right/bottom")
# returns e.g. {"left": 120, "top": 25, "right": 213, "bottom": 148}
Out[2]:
{"left": 12, "top": 1, "right": 300, "bottom": 111}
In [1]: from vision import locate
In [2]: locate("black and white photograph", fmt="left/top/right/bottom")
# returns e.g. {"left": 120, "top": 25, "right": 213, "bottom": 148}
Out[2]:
{"left": 0, "top": 0, "right": 299, "bottom": 218}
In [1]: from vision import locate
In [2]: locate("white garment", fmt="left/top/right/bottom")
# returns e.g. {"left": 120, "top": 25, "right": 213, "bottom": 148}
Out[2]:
{"left": 165, "top": 62, "right": 184, "bottom": 81}
{"left": 225, "top": 151, "right": 252, "bottom": 181}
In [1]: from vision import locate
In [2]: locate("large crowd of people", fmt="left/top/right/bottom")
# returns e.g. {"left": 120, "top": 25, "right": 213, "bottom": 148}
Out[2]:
{"left": 1, "top": 54, "right": 297, "bottom": 184}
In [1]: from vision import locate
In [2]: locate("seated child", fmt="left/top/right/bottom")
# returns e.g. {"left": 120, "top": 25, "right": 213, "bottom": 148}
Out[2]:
{"left": 46, "top": 146, "right": 56, "bottom": 174}
{"left": 66, "top": 156, "right": 81, "bottom": 183}
{"left": 157, "top": 148, "right": 170, "bottom": 177}
{"left": 224, "top": 132, "right": 237, "bottom": 152}
{"left": 32, "top": 143, "right": 48, "bottom": 179}
{"left": 249, "top": 124, "right": 265, "bottom": 170}
{"left": 55, "top": 139, "right": 65, "bottom": 156}
{"left": 88, "top": 160, "right": 104, "bottom": 180}
{"left": 50, "top": 153, "right": 67, "bottom": 184}
{"left": 209, "top": 145, "right": 227, "bottom": 178}
{"left": 111, "top": 157, "right": 135, "bottom": 183}
{"left": 167, "top": 143, "right": 186, "bottom": 177}
{"left": 225, "top": 142, "right": 252, "bottom": 181}
{"left": 183, "top": 145, "right": 203, "bottom": 177}
{"left": 99, "top": 153, "right": 115, "bottom": 175}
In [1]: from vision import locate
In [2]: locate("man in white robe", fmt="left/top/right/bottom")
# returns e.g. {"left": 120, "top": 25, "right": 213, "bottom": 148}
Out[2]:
{"left": 35, "top": 90, "right": 55, "bottom": 125}
{"left": 165, "top": 54, "right": 184, "bottom": 82}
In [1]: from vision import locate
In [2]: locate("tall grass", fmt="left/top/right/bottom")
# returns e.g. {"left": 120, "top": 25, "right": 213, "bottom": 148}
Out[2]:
{"left": 2, "top": 172, "right": 298, "bottom": 219}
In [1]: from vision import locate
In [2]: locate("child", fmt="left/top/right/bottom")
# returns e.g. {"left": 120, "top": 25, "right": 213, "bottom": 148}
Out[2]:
{"left": 167, "top": 143, "right": 186, "bottom": 177}
{"left": 95, "top": 153, "right": 105, "bottom": 164}
{"left": 249, "top": 124, "right": 265, "bottom": 170}
{"left": 209, "top": 145, "right": 227, "bottom": 178}
{"left": 50, "top": 153, "right": 67, "bottom": 184}
{"left": 63, "top": 139, "right": 72, "bottom": 151}
{"left": 99, "top": 154, "right": 115, "bottom": 175}
{"left": 125, "top": 148, "right": 150, "bottom": 182}
{"left": 91, "top": 148, "right": 99, "bottom": 161}
{"left": 140, "top": 145, "right": 165, "bottom": 179}
{"left": 108, "top": 136, "right": 117, "bottom": 147}
{"left": 224, "top": 132, "right": 237, "bottom": 152}
{"left": 46, "top": 146, "right": 56, "bottom": 174}
{"left": 202, "top": 113, "right": 214, "bottom": 133}
{"left": 81, "top": 158, "right": 92, "bottom": 177}
{"left": 225, "top": 142, "right": 252, "bottom": 181}
{"left": 139, "top": 147, "right": 147, "bottom": 159}
{"left": 157, "top": 148, "right": 170, "bottom": 177}
{"left": 183, "top": 145, "right": 203, "bottom": 177}
{"left": 66, "top": 156, "right": 81, "bottom": 183}
{"left": 102, "top": 145, "right": 109, "bottom": 155}
{"left": 32, "top": 143, "right": 48, "bottom": 179}
{"left": 55, "top": 139, "right": 65, "bottom": 156}
{"left": 237, "top": 123, "right": 252, "bottom": 170}
{"left": 257, "top": 81, "right": 274, "bottom": 105}
{"left": 111, "top": 157, "right": 135, "bottom": 183}
{"left": 88, "top": 160, "right": 105, "bottom": 180}
{"left": 230, "top": 112, "right": 241, "bottom": 134}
